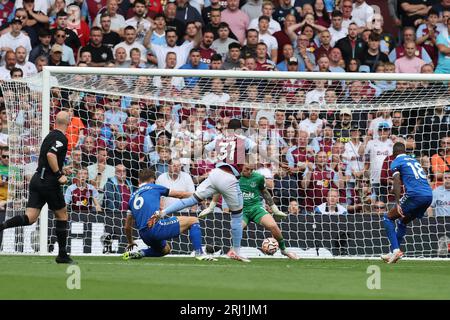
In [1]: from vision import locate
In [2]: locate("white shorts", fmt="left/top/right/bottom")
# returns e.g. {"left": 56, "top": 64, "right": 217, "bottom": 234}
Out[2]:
{"left": 195, "top": 168, "right": 243, "bottom": 211}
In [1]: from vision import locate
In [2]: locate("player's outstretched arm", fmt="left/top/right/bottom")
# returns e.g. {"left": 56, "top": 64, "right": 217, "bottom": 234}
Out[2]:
{"left": 261, "top": 187, "right": 287, "bottom": 218}
{"left": 124, "top": 213, "right": 137, "bottom": 251}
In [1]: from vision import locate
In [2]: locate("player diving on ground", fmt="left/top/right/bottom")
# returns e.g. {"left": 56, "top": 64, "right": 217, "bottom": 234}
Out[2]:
{"left": 123, "top": 168, "right": 217, "bottom": 261}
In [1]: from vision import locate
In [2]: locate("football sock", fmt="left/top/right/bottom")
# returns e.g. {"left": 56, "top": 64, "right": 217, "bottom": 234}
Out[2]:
{"left": 55, "top": 220, "right": 68, "bottom": 256}
{"left": 396, "top": 220, "right": 407, "bottom": 247}
{"left": 189, "top": 223, "right": 203, "bottom": 255}
{"left": 0, "top": 215, "right": 30, "bottom": 231}
{"left": 231, "top": 213, "right": 243, "bottom": 255}
{"left": 383, "top": 213, "right": 399, "bottom": 252}
{"left": 163, "top": 196, "right": 199, "bottom": 215}
{"left": 277, "top": 238, "right": 286, "bottom": 251}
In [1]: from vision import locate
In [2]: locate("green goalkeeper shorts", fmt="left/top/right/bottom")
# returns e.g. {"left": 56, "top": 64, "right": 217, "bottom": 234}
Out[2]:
{"left": 243, "top": 205, "right": 270, "bottom": 225}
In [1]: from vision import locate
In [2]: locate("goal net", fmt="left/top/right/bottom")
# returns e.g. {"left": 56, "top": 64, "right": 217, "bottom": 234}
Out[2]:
{"left": 1, "top": 68, "right": 449, "bottom": 258}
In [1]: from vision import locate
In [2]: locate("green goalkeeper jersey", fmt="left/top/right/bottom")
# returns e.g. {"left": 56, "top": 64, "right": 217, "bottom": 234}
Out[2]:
{"left": 239, "top": 172, "right": 265, "bottom": 207}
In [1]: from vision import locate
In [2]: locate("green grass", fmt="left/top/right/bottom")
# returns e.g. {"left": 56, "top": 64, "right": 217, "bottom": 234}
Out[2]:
{"left": 0, "top": 255, "right": 449, "bottom": 299}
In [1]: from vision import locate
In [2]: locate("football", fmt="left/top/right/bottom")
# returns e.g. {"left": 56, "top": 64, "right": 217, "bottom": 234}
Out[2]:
{"left": 261, "top": 237, "right": 279, "bottom": 255}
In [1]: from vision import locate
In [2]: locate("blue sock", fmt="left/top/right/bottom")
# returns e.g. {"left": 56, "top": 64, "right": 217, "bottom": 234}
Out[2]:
{"left": 231, "top": 213, "right": 243, "bottom": 254}
{"left": 383, "top": 213, "right": 399, "bottom": 252}
{"left": 163, "top": 196, "right": 199, "bottom": 215}
{"left": 396, "top": 220, "right": 407, "bottom": 247}
{"left": 140, "top": 247, "right": 164, "bottom": 257}
{"left": 189, "top": 223, "right": 203, "bottom": 255}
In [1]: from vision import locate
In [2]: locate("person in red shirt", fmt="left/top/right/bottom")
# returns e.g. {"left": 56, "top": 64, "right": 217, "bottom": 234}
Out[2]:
{"left": 199, "top": 30, "right": 217, "bottom": 65}
{"left": 67, "top": 4, "right": 90, "bottom": 48}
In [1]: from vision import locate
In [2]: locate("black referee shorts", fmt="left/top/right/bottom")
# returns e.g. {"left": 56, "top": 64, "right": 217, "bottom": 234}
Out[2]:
{"left": 26, "top": 174, "right": 66, "bottom": 211}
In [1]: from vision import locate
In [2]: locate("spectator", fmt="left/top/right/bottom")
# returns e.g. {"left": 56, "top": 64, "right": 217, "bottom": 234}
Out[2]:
{"left": 314, "top": 188, "right": 348, "bottom": 215}
{"left": 151, "top": 145, "right": 171, "bottom": 178}
{"left": 273, "top": 13, "right": 297, "bottom": 62}
{"left": 199, "top": 30, "right": 217, "bottom": 64}
{"left": 241, "top": 28, "right": 259, "bottom": 58}
{"left": 284, "top": 130, "right": 315, "bottom": 174}
{"left": 114, "top": 25, "right": 147, "bottom": 62}
{"left": 51, "top": 10, "right": 81, "bottom": 52}
{"left": 88, "top": 147, "right": 116, "bottom": 196}
{"left": 315, "top": 30, "right": 333, "bottom": 61}
{"left": 107, "top": 132, "right": 141, "bottom": 186}
{"left": 257, "top": 16, "right": 278, "bottom": 62}
{"left": 156, "top": 158, "right": 195, "bottom": 211}
{"left": 335, "top": 22, "right": 366, "bottom": 67}
{"left": 211, "top": 22, "right": 239, "bottom": 59}
{"left": 221, "top": 0, "right": 250, "bottom": 44}
{"left": 359, "top": 32, "right": 389, "bottom": 72}
{"left": 273, "top": 0, "right": 301, "bottom": 29}
{"left": 435, "top": 16, "right": 450, "bottom": 74}
{"left": 104, "top": 95, "right": 128, "bottom": 134}
{"left": 0, "top": 51, "right": 17, "bottom": 80}
{"left": 299, "top": 108, "right": 325, "bottom": 138}
{"left": 352, "top": 0, "right": 374, "bottom": 29}
{"left": 431, "top": 136, "right": 450, "bottom": 188}
{"left": 29, "top": 28, "right": 52, "bottom": 64}
{"left": 302, "top": 151, "right": 344, "bottom": 213}
{"left": 202, "top": 0, "right": 224, "bottom": 26}
{"left": 287, "top": 200, "right": 300, "bottom": 215}
{"left": 431, "top": 171, "right": 450, "bottom": 216}
{"left": 255, "top": 42, "right": 276, "bottom": 70}
{"left": 34, "top": 55, "right": 48, "bottom": 72}
{"left": 399, "top": 0, "right": 432, "bottom": 27}
{"left": 388, "top": 27, "right": 433, "bottom": 64}
{"left": 164, "top": 1, "right": 185, "bottom": 42}
{"left": 52, "top": 28, "right": 76, "bottom": 65}
{"left": 103, "top": 164, "right": 134, "bottom": 213}
{"left": 125, "top": 0, "right": 151, "bottom": 45}
{"left": 340, "top": 0, "right": 355, "bottom": 29}
{"left": 248, "top": 2, "right": 281, "bottom": 34}
{"left": 241, "top": 0, "right": 263, "bottom": 22}
{"left": 65, "top": 168, "right": 102, "bottom": 213}
{"left": 67, "top": 4, "right": 90, "bottom": 48}
{"left": 369, "top": 109, "right": 393, "bottom": 139}
{"left": 0, "top": 18, "right": 32, "bottom": 62}
{"left": 371, "top": 200, "right": 387, "bottom": 215}
{"left": 328, "top": 10, "right": 347, "bottom": 47}
{"left": 80, "top": 27, "right": 114, "bottom": 67}
{"left": 100, "top": 12, "right": 122, "bottom": 50}
{"left": 417, "top": 103, "right": 450, "bottom": 154}
{"left": 94, "top": 0, "right": 126, "bottom": 34}
{"left": 370, "top": 13, "right": 396, "bottom": 55}
{"left": 361, "top": 122, "right": 394, "bottom": 200}
{"left": 180, "top": 48, "right": 209, "bottom": 87}
{"left": 222, "top": 42, "right": 242, "bottom": 69}
{"left": 415, "top": 9, "right": 441, "bottom": 66}
{"left": 395, "top": 41, "right": 426, "bottom": 73}
{"left": 293, "top": 33, "right": 316, "bottom": 71}
{"left": 314, "top": 0, "right": 331, "bottom": 28}
{"left": 0, "top": 0, "right": 13, "bottom": 26}
{"left": 176, "top": 0, "right": 204, "bottom": 25}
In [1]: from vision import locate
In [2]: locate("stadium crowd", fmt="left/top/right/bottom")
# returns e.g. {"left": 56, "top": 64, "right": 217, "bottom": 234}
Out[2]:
{"left": 0, "top": 0, "right": 449, "bottom": 223}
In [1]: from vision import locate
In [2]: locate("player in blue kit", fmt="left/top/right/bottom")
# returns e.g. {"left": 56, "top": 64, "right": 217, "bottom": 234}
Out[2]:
{"left": 123, "top": 168, "right": 217, "bottom": 261}
{"left": 382, "top": 142, "right": 433, "bottom": 264}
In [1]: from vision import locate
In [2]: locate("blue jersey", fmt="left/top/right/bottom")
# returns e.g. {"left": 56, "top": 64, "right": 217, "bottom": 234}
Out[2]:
{"left": 390, "top": 154, "right": 433, "bottom": 198}
{"left": 128, "top": 183, "right": 170, "bottom": 230}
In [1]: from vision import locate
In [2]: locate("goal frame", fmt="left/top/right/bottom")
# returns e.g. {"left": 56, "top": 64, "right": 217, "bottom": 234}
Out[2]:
{"left": 34, "top": 66, "right": 450, "bottom": 257}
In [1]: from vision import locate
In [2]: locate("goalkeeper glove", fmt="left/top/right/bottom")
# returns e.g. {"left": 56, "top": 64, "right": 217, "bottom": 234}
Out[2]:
{"left": 271, "top": 204, "right": 287, "bottom": 218}
{"left": 198, "top": 200, "right": 217, "bottom": 219}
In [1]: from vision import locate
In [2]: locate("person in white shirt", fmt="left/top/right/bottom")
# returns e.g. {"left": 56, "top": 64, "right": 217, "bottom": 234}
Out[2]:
{"left": 94, "top": 0, "right": 126, "bottom": 34}
{"left": 305, "top": 80, "right": 327, "bottom": 105}
{"left": 125, "top": 0, "right": 152, "bottom": 45}
{"left": 343, "top": 124, "right": 365, "bottom": 198}
{"left": 257, "top": 16, "right": 278, "bottom": 62}
{"left": 298, "top": 109, "right": 325, "bottom": 138}
{"left": 328, "top": 10, "right": 348, "bottom": 47}
{"left": 315, "top": 189, "right": 348, "bottom": 215}
{"left": 15, "top": 46, "right": 37, "bottom": 78}
{"left": 156, "top": 158, "right": 196, "bottom": 212}
{"left": 248, "top": 2, "right": 281, "bottom": 34}
{"left": 368, "top": 109, "right": 393, "bottom": 139}
{"left": 148, "top": 29, "right": 199, "bottom": 68}
{"left": 152, "top": 52, "right": 185, "bottom": 91}
{"left": 0, "top": 51, "right": 17, "bottom": 80}
{"left": 431, "top": 171, "right": 450, "bottom": 216}
{"left": 352, "top": 0, "right": 374, "bottom": 29}
{"left": 361, "top": 121, "right": 393, "bottom": 199}
{"left": 113, "top": 26, "right": 147, "bottom": 62}
{"left": 201, "top": 77, "right": 230, "bottom": 106}
{"left": 0, "top": 18, "right": 32, "bottom": 64}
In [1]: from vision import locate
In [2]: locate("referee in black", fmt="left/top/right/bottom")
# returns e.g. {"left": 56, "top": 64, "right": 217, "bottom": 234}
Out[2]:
{"left": 0, "top": 111, "right": 74, "bottom": 264}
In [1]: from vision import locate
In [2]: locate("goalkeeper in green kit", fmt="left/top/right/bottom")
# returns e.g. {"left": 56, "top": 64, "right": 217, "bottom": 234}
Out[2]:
{"left": 200, "top": 163, "right": 299, "bottom": 259}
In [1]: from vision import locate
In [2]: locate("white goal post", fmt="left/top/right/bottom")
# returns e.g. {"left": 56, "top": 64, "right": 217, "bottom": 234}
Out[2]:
{"left": 0, "top": 66, "right": 449, "bottom": 259}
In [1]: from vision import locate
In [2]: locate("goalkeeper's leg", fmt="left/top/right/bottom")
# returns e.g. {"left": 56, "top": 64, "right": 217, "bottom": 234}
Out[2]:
{"left": 259, "top": 213, "right": 298, "bottom": 260}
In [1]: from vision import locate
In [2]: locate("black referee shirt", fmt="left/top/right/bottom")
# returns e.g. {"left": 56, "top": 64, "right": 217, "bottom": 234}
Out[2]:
{"left": 36, "top": 130, "right": 68, "bottom": 181}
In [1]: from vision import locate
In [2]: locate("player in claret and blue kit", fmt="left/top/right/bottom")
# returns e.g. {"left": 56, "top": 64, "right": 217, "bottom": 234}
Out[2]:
{"left": 382, "top": 142, "right": 433, "bottom": 264}
{"left": 123, "top": 168, "right": 216, "bottom": 261}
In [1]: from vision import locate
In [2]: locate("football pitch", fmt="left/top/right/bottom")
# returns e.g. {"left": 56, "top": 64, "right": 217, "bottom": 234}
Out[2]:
{"left": 0, "top": 255, "right": 449, "bottom": 300}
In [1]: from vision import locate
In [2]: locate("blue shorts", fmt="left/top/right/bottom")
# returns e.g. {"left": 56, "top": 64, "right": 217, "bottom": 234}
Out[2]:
{"left": 400, "top": 195, "right": 433, "bottom": 219}
{"left": 139, "top": 216, "right": 180, "bottom": 252}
